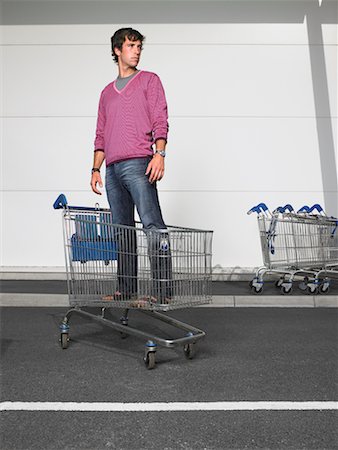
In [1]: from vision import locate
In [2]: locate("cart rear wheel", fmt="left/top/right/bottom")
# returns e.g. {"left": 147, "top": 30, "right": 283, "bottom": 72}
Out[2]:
{"left": 184, "top": 343, "right": 195, "bottom": 359}
{"left": 319, "top": 283, "right": 330, "bottom": 294}
{"left": 119, "top": 315, "right": 129, "bottom": 339}
{"left": 251, "top": 285, "right": 263, "bottom": 294}
{"left": 144, "top": 351, "right": 156, "bottom": 369}
{"left": 275, "top": 278, "right": 284, "bottom": 288}
{"left": 281, "top": 284, "right": 293, "bottom": 295}
{"left": 307, "top": 285, "right": 318, "bottom": 295}
{"left": 60, "top": 333, "right": 69, "bottom": 349}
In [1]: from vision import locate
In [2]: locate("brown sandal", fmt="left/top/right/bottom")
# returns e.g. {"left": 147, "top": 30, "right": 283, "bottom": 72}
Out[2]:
{"left": 102, "top": 291, "right": 134, "bottom": 301}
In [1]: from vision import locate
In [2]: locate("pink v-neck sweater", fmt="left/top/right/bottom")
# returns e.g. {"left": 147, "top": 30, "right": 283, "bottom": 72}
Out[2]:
{"left": 94, "top": 70, "right": 169, "bottom": 166}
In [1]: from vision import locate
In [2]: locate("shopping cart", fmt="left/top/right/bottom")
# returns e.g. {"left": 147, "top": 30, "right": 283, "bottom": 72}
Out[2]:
{"left": 248, "top": 202, "right": 338, "bottom": 295}
{"left": 54, "top": 194, "right": 213, "bottom": 369}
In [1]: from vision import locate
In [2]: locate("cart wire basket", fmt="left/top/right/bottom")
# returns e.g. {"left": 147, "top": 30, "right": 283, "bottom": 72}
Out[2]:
{"left": 248, "top": 202, "right": 338, "bottom": 295}
{"left": 54, "top": 194, "right": 213, "bottom": 368}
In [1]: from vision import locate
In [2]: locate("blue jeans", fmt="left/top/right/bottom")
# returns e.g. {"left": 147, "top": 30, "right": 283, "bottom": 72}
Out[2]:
{"left": 105, "top": 157, "right": 172, "bottom": 299}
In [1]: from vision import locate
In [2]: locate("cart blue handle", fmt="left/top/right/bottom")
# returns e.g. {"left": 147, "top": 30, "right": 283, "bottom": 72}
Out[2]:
{"left": 247, "top": 203, "right": 268, "bottom": 215}
{"left": 308, "top": 204, "right": 324, "bottom": 214}
{"left": 331, "top": 222, "right": 338, "bottom": 236}
{"left": 53, "top": 194, "right": 68, "bottom": 209}
{"left": 274, "top": 204, "right": 294, "bottom": 213}
{"left": 53, "top": 194, "right": 106, "bottom": 212}
{"left": 297, "top": 204, "right": 323, "bottom": 214}
{"left": 297, "top": 205, "right": 310, "bottom": 213}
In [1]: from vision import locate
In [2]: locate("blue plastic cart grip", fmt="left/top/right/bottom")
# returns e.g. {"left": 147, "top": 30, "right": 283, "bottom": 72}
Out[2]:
{"left": 53, "top": 194, "right": 68, "bottom": 209}
{"left": 53, "top": 194, "right": 109, "bottom": 212}
{"left": 297, "top": 204, "right": 323, "bottom": 214}
{"left": 283, "top": 204, "right": 294, "bottom": 212}
{"left": 247, "top": 203, "right": 269, "bottom": 215}
{"left": 256, "top": 203, "right": 268, "bottom": 212}
{"left": 297, "top": 205, "right": 310, "bottom": 213}
{"left": 247, "top": 206, "right": 259, "bottom": 214}
{"left": 275, "top": 204, "right": 294, "bottom": 213}
{"left": 308, "top": 204, "right": 324, "bottom": 214}
{"left": 331, "top": 221, "right": 338, "bottom": 236}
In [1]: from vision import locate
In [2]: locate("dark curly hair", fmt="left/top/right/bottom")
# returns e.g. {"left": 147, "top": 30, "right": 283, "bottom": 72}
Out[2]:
{"left": 111, "top": 28, "right": 145, "bottom": 63}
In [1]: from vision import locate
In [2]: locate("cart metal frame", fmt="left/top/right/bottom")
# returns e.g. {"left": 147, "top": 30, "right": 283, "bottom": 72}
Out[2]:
{"left": 54, "top": 194, "right": 213, "bottom": 369}
{"left": 248, "top": 203, "right": 338, "bottom": 295}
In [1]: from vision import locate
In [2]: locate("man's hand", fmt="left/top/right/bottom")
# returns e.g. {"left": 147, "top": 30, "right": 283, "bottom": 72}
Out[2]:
{"left": 91, "top": 171, "right": 103, "bottom": 195}
{"left": 145, "top": 154, "right": 165, "bottom": 183}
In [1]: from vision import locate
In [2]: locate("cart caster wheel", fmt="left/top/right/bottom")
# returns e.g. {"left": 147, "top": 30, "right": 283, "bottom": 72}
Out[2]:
{"left": 184, "top": 343, "right": 195, "bottom": 359}
{"left": 249, "top": 278, "right": 262, "bottom": 287}
{"left": 275, "top": 278, "right": 284, "bottom": 288}
{"left": 299, "top": 276, "right": 309, "bottom": 291}
{"left": 281, "top": 284, "right": 293, "bottom": 295}
{"left": 144, "top": 351, "right": 156, "bottom": 370}
{"left": 307, "top": 285, "right": 318, "bottom": 295}
{"left": 60, "top": 333, "right": 69, "bottom": 349}
{"left": 120, "top": 316, "right": 128, "bottom": 339}
{"left": 251, "top": 285, "right": 263, "bottom": 294}
{"left": 319, "top": 282, "right": 330, "bottom": 294}
{"left": 298, "top": 280, "right": 308, "bottom": 291}
{"left": 250, "top": 278, "right": 263, "bottom": 294}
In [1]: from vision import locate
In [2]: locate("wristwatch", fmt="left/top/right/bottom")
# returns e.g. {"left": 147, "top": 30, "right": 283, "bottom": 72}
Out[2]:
{"left": 155, "top": 150, "right": 166, "bottom": 157}
{"left": 91, "top": 168, "right": 100, "bottom": 174}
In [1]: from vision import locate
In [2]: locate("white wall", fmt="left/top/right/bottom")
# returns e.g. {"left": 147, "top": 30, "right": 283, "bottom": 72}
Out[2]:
{"left": 1, "top": 1, "right": 337, "bottom": 276}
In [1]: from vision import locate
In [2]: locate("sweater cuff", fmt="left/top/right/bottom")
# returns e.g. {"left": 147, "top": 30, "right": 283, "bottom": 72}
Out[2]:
{"left": 154, "top": 137, "right": 167, "bottom": 144}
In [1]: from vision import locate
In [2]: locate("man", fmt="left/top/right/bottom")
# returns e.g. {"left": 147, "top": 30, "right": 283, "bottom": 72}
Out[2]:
{"left": 90, "top": 27, "right": 171, "bottom": 302}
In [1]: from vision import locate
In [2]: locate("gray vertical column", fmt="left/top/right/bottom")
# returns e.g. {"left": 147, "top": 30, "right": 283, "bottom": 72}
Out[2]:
{"left": 306, "top": 3, "right": 338, "bottom": 217}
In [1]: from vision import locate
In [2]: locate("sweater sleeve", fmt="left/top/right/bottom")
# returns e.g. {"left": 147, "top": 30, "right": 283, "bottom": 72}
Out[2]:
{"left": 148, "top": 74, "right": 169, "bottom": 143}
{"left": 94, "top": 91, "right": 106, "bottom": 150}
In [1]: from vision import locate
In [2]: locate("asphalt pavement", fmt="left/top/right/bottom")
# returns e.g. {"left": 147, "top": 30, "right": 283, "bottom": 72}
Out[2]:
{"left": 1, "top": 306, "right": 337, "bottom": 449}
{"left": 1, "top": 280, "right": 338, "bottom": 295}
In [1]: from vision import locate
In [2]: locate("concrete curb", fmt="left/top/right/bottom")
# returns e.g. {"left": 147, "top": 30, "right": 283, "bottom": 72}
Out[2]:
{"left": 0, "top": 293, "right": 69, "bottom": 307}
{"left": 208, "top": 295, "right": 338, "bottom": 308}
{"left": 0, "top": 293, "right": 337, "bottom": 308}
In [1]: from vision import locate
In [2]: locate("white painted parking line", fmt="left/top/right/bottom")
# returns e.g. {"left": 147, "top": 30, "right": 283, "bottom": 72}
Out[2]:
{"left": 1, "top": 401, "right": 337, "bottom": 412}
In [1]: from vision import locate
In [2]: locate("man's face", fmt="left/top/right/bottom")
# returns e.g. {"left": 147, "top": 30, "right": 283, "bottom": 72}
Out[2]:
{"left": 115, "top": 38, "right": 143, "bottom": 68}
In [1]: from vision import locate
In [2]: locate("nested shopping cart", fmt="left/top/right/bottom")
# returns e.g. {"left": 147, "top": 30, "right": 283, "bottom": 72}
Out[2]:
{"left": 54, "top": 194, "right": 213, "bottom": 369}
{"left": 248, "top": 202, "right": 338, "bottom": 295}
